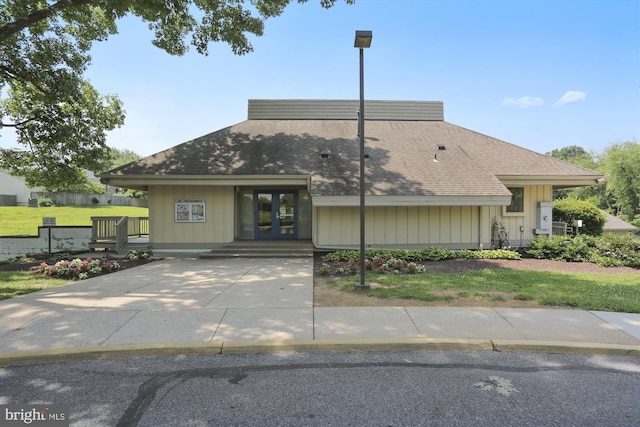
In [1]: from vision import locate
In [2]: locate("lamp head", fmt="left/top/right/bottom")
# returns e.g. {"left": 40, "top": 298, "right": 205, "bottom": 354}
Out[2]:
{"left": 354, "top": 30, "right": 373, "bottom": 48}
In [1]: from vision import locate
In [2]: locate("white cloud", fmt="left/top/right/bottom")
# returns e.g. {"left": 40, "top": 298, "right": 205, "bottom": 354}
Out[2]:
{"left": 554, "top": 90, "right": 587, "bottom": 107}
{"left": 502, "top": 96, "right": 544, "bottom": 108}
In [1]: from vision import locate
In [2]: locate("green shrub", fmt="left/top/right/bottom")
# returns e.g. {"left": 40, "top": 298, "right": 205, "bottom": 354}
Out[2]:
{"left": 52, "top": 252, "right": 72, "bottom": 262}
{"left": 1, "top": 255, "right": 35, "bottom": 264}
{"left": 593, "top": 233, "right": 640, "bottom": 268}
{"left": 322, "top": 247, "right": 521, "bottom": 276}
{"left": 528, "top": 234, "right": 640, "bottom": 267}
{"left": 553, "top": 198, "right": 606, "bottom": 236}
{"left": 38, "top": 197, "right": 55, "bottom": 207}
{"left": 527, "top": 235, "right": 593, "bottom": 262}
{"left": 324, "top": 247, "right": 457, "bottom": 263}
{"left": 459, "top": 249, "right": 521, "bottom": 260}
{"left": 124, "top": 249, "right": 153, "bottom": 260}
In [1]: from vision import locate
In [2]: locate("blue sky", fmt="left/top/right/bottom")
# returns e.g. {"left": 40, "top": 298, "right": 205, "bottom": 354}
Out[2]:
{"left": 5, "top": 0, "right": 640, "bottom": 159}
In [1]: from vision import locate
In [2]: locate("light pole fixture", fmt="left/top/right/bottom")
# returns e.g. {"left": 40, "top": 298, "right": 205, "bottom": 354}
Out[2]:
{"left": 354, "top": 30, "right": 372, "bottom": 290}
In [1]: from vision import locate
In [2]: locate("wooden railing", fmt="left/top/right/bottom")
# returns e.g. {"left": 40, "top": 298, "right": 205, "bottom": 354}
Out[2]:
{"left": 91, "top": 216, "right": 120, "bottom": 243}
{"left": 552, "top": 221, "right": 572, "bottom": 236}
{"left": 126, "top": 216, "right": 149, "bottom": 237}
{"left": 90, "top": 216, "right": 149, "bottom": 252}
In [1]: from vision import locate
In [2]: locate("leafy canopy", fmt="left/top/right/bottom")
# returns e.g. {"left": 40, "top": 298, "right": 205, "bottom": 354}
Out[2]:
{"left": 0, "top": 0, "right": 352, "bottom": 189}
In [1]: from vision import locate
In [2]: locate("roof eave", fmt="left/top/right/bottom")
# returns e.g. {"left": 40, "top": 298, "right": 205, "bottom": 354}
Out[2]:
{"left": 497, "top": 175, "right": 604, "bottom": 188}
{"left": 311, "top": 195, "right": 512, "bottom": 207}
{"left": 100, "top": 174, "right": 311, "bottom": 190}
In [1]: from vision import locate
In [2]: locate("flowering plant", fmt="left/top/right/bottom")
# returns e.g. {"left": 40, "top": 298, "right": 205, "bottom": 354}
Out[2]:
{"left": 39, "top": 257, "right": 121, "bottom": 280}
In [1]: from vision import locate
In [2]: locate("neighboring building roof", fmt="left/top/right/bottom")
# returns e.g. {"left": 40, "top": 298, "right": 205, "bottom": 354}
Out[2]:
{"left": 101, "top": 100, "right": 603, "bottom": 204}
{"left": 602, "top": 211, "right": 638, "bottom": 234}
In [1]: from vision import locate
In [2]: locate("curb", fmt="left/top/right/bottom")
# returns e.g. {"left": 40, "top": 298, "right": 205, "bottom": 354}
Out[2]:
{"left": 491, "top": 339, "right": 640, "bottom": 357}
{"left": 1, "top": 339, "right": 639, "bottom": 368}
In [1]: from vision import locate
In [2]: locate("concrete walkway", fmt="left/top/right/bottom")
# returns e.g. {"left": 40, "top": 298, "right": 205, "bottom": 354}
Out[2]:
{"left": 1, "top": 255, "right": 639, "bottom": 365}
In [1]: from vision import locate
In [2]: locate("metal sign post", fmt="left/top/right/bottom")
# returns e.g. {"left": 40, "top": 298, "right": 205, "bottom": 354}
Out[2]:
{"left": 42, "top": 217, "right": 56, "bottom": 258}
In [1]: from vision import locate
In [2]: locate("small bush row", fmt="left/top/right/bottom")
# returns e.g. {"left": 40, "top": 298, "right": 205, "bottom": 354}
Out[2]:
{"left": 325, "top": 247, "right": 461, "bottom": 263}
{"left": 39, "top": 257, "right": 121, "bottom": 280}
{"left": 527, "top": 234, "right": 640, "bottom": 267}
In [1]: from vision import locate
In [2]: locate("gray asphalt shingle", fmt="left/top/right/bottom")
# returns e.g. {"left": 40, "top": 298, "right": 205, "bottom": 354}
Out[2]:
{"left": 103, "top": 119, "right": 601, "bottom": 197}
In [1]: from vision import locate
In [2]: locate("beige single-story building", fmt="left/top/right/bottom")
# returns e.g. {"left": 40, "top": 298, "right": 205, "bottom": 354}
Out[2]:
{"left": 100, "top": 99, "right": 603, "bottom": 251}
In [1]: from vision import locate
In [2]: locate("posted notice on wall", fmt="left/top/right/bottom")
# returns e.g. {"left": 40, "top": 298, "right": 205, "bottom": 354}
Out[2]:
{"left": 175, "top": 199, "right": 205, "bottom": 222}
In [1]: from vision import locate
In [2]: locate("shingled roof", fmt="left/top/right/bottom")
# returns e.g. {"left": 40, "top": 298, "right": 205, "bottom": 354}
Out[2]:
{"left": 101, "top": 100, "right": 602, "bottom": 201}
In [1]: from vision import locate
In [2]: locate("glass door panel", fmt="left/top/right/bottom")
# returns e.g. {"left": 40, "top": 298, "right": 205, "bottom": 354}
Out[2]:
{"left": 256, "top": 193, "right": 273, "bottom": 235}
{"left": 254, "top": 191, "right": 297, "bottom": 239}
{"left": 278, "top": 192, "right": 295, "bottom": 235}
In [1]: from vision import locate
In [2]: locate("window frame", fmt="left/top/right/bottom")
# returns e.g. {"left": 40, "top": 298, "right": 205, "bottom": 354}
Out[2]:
{"left": 504, "top": 187, "right": 525, "bottom": 216}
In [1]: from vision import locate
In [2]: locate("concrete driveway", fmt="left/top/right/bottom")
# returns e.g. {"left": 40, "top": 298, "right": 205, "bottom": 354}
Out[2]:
{"left": 0, "top": 256, "right": 313, "bottom": 353}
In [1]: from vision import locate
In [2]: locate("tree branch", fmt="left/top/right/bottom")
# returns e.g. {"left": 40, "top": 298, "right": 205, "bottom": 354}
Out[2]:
{"left": 1, "top": 118, "right": 33, "bottom": 128}
{"left": 0, "top": 0, "right": 93, "bottom": 42}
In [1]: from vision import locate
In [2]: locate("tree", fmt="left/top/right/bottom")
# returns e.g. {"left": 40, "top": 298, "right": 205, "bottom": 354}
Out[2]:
{"left": 547, "top": 145, "right": 605, "bottom": 205}
{"left": 600, "top": 141, "right": 640, "bottom": 223}
{"left": 547, "top": 145, "right": 597, "bottom": 169}
{"left": 0, "top": 0, "right": 352, "bottom": 189}
{"left": 552, "top": 198, "right": 605, "bottom": 236}
{"left": 109, "top": 147, "right": 141, "bottom": 169}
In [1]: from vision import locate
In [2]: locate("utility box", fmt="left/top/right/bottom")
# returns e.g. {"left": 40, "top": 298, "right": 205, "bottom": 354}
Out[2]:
{"left": 535, "top": 202, "right": 554, "bottom": 236}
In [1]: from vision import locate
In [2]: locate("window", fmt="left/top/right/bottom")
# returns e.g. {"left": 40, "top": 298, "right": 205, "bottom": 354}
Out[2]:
{"left": 506, "top": 187, "right": 524, "bottom": 213}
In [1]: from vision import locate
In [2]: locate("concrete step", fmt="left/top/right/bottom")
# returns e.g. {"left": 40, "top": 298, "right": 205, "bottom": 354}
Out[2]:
{"left": 200, "top": 241, "right": 314, "bottom": 258}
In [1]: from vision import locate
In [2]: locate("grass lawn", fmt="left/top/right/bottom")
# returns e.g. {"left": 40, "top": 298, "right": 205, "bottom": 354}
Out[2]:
{"left": 0, "top": 206, "right": 149, "bottom": 236}
{"left": 334, "top": 269, "right": 640, "bottom": 313}
{"left": 0, "top": 271, "right": 71, "bottom": 300}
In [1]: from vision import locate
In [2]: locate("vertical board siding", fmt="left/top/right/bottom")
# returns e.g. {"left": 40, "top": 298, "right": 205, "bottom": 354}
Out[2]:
{"left": 149, "top": 185, "right": 234, "bottom": 245}
{"left": 396, "top": 207, "right": 409, "bottom": 244}
{"left": 407, "top": 207, "right": 420, "bottom": 244}
{"left": 305, "top": 184, "right": 552, "bottom": 248}
{"left": 489, "top": 184, "right": 552, "bottom": 246}
{"left": 316, "top": 205, "right": 481, "bottom": 247}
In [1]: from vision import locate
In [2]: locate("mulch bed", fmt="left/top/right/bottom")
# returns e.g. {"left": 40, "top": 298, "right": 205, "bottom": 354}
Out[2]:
{"left": 313, "top": 253, "right": 639, "bottom": 276}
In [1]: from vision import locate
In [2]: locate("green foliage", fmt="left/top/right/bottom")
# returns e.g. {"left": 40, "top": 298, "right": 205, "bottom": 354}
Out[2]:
{"left": 549, "top": 142, "right": 640, "bottom": 226}
{"left": 459, "top": 249, "right": 521, "bottom": 260}
{"left": 52, "top": 252, "right": 72, "bottom": 262}
{"left": 0, "top": 255, "right": 35, "bottom": 264}
{"left": 37, "top": 197, "right": 55, "bottom": 207}
{"left": 325, "top": 247, "right": 458, "bottom": 263}
{"left": 322, "top": 247, "right": 521, "bottom": 276}
{"left": 0, "top": 0, "right": 351, "bottom": 189}
{"left": 548, "top": 145, "right": 598, "bottom": 169}
{"left": 528, "top": 234, "right": 640, "bottom": 268}
{"left": 553, "top": 198, "right": 605, "bottom": 236}
{"left": 108, "top": 147, "right": 142, "bottom": 169}
{"left": 548, "top": 145, "right": 603, "bottom": 201}
{"left": 601, "top": 141, "right": 640, "bottom": 221}
{"left": 124, "top": 249, "right": 152, "bottom": 260}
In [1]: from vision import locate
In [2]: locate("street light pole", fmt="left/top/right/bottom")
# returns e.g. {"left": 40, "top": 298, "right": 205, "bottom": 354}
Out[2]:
{"left": 354, "top": 30, "right": 372, "bottom": 290}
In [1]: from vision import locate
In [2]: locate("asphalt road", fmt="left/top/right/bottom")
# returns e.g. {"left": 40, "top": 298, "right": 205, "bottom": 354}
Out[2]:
{"left": 1, "top": 350, "right": 639, "bottom": 426}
